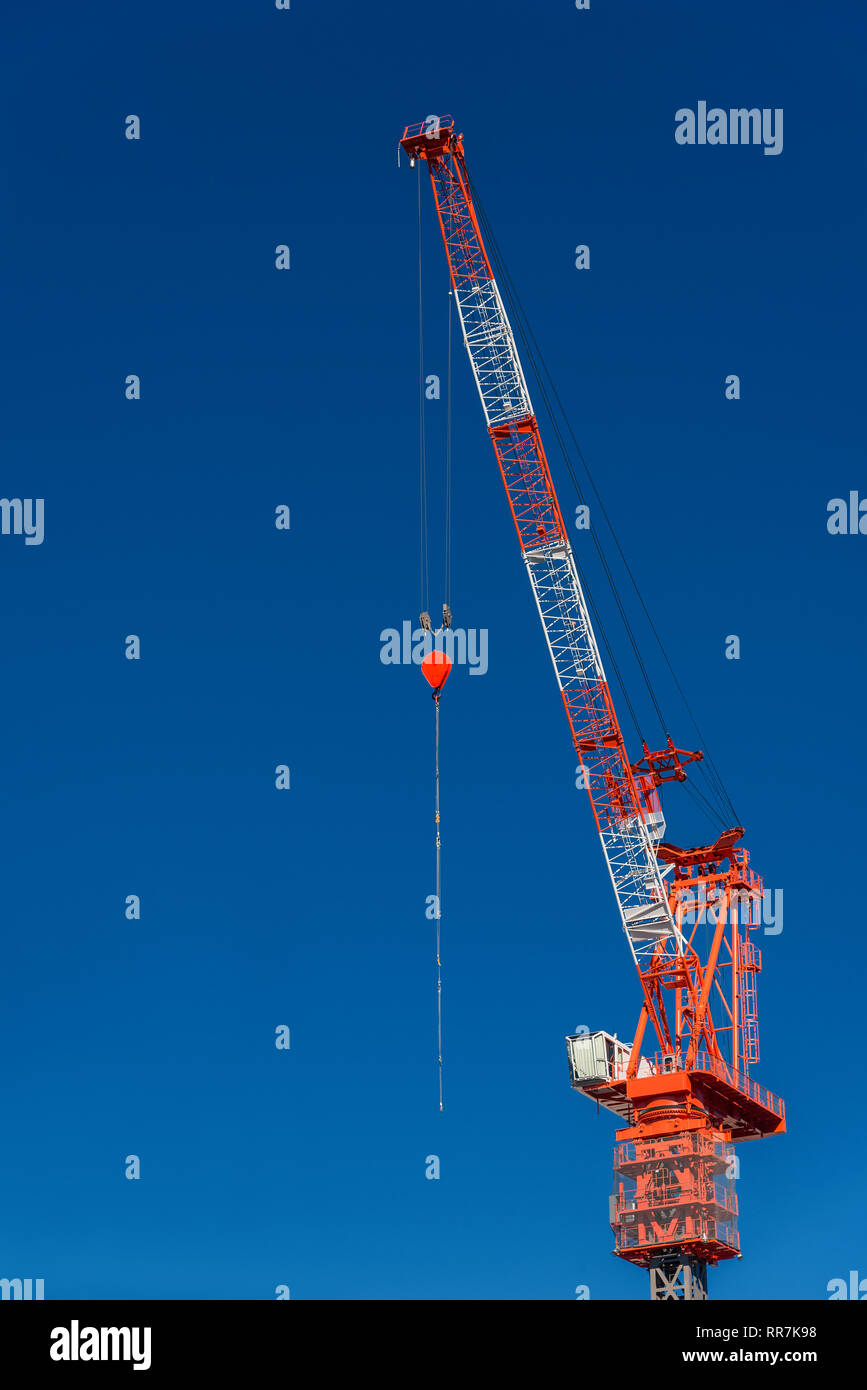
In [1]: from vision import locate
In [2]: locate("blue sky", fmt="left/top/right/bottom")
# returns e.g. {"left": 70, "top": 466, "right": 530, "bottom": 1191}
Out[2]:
{"left": 0, "top": 0, "right": 864, "bottom": 1299}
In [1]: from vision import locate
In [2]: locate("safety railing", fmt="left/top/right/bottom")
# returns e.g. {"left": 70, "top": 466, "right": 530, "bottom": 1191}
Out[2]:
{"left": 690, "top": 1051, "right": 785, "bottom": 1119}
{"left": 647, "top": 1050, "right": 785, "bottom": 1120}
{"left": 615, "top": 1132, "right": 732, "bottom": 1168}
{"left": 400, "top": 116, "right": 455, "bottom": 143}
{"left": 615, "top": 1216, "right": 740, "bottom": 1254}
{"left": 614, "top": 1184, "right": 737, "bottom": 1220}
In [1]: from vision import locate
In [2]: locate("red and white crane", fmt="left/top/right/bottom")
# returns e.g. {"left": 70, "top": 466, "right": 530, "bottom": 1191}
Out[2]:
{"left": 401, "top": 115, "right": 785, "bottom": 1300}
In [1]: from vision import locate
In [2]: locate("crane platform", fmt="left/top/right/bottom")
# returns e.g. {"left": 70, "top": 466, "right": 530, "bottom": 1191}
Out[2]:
{"left": 566, "top": 1030, "right": 785, "bottom": 1142}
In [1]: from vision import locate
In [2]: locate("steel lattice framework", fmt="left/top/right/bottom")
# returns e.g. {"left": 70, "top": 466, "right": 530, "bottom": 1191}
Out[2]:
{"left": 403, "top": 117, "right": 675, "bottom": 968}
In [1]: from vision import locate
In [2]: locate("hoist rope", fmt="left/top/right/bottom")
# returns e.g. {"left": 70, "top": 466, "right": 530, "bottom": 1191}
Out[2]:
{"left": 470, "top": 181, "right": 665, "bottom": 725}
{"left": 416, "top": 178, "right": 453, "bottom": 1113}
{"left": 535, "top": 353, "right": 740, "bottom": 825}
{"left": 434, "top": 690, "right": 444, "bottom": 1112}
{"left": 417, "top": 163, "right": 430, "bottom": 616}
{"left": 685, "top": 777, "right": 730, "bottom": 833}
{"left": 465, "top": 166, "right": 740, "bottom": 829}
{"left": 444, "top": 283, "right": 454, "bottom": 608}
{"left": 467, "top": 181, "right": 658, "bottom": 747}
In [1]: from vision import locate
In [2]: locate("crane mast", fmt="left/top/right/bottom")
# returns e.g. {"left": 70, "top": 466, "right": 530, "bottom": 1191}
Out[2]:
{"left": 400, "top": 116, "right": 784, "bottom": 1300}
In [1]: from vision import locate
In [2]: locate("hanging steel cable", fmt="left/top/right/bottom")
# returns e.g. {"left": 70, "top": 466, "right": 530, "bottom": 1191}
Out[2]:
{"left": 421, "top": 651, "right": 452, "bottom": 1112}
{"left": 434, "top": 685, "right": 443, "bottom": 1112}
{"left": 444, "top": 281, "right": 454, "bottom": 609}
{"left": 417, "top": 163, "right": 430, "bottom": 616}
{"left": 465, "top": 166, "right": 740, "bottom": 828}
{"left": 416, "top": 180, "right": 456, "bottom": 1110}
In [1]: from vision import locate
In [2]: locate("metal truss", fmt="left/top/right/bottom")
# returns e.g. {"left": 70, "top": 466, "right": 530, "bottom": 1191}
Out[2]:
{"left": 429, "top": 156, "right": 533, "bottom": 427}
{"left": 424, "top": 144, "right": 677, "bottom": 966}
{"left": 649, "top": 1255, "right": 709, "bottom": 1301}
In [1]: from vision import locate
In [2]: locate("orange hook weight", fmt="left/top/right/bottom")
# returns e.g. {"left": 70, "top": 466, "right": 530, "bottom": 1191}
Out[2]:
{"left": 421, "top": 650, "right": 452, "bottom": 693}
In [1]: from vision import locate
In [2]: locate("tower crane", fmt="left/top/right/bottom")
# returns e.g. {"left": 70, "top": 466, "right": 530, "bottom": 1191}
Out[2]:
{"left": 400, "top": 115, "right": 785, "bottom": 1301}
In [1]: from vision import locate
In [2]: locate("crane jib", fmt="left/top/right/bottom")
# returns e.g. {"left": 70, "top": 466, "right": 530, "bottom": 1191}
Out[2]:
{"left": 410, "top": 129, "right": 676, "bottom": 963}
